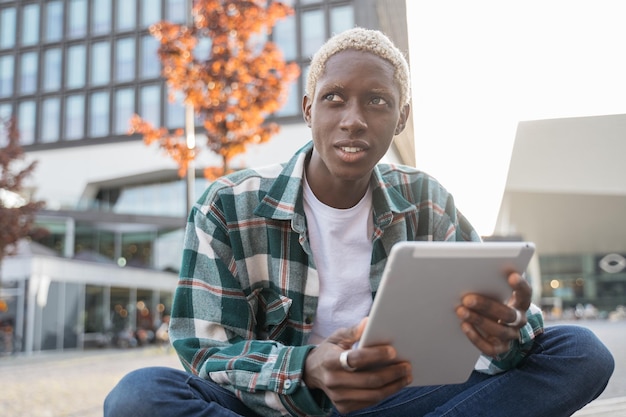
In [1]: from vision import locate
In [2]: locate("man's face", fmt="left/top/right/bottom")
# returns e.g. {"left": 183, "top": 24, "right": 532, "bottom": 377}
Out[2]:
{"left": 302, "top": 49, "right": 410, "bottom": 187}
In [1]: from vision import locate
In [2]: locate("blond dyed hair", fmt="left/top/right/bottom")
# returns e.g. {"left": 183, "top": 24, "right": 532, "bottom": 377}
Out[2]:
{"left": 305, "top": 27, "right": 411, "bottom": 106}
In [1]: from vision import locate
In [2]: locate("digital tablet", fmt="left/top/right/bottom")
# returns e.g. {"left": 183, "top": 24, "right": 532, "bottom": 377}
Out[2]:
{"left": 359, "top": 241, "right": 535, "bottom": 386}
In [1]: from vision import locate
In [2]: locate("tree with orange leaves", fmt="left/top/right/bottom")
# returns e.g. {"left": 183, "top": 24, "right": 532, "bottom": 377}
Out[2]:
{"left": 130, "top": 0, "right": 300, "bottom": 180}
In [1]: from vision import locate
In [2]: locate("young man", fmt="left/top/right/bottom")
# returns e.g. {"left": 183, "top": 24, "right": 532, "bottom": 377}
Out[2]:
{"left": 105, "top": 27, "right": 614, "bottom": 417}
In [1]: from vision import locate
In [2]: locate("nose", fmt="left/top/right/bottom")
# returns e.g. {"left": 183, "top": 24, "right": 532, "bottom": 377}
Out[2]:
{"left": 339, "top": 102, "right": 367, "bottom": 134}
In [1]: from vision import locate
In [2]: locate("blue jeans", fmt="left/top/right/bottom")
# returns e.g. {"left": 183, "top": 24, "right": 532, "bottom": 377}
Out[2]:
{"left": 104, "top": 325, "right": 614, "bottom": 417}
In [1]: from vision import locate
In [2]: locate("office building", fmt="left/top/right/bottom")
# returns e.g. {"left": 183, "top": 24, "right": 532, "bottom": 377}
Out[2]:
{"left": 0, "top": 0, "right": 412, "bottom": 353}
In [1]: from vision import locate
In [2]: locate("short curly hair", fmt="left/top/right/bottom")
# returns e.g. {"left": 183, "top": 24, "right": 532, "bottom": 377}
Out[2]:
{"left": 305, "top": 27, "right": 411, "bottom": 106}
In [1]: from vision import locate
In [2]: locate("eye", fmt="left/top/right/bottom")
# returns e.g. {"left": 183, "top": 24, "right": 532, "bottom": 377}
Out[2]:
{"left": 323, "top": 93, "right": 343, "bottom": 103}
{"left": 370, "top": 96, "right": 388, "bottom": 106}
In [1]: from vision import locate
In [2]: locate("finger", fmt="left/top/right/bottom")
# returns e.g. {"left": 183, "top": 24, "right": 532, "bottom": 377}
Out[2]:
{"left": 338, "top": 344, "right": 398, "bottom": 372}
{"left": 507, "top": 272, "right": 532, "bottom": 311}
{"left": 328, "top": 366, "right": 412, "bottom": 414}
{"left": 457, "top": 307, "right": 520, "bottom": 355}
{"left": 326, "top": 317, "right": 368, "bottom": 349}
{"left": 460, "top": 321, "right": 514, "bottom": 357}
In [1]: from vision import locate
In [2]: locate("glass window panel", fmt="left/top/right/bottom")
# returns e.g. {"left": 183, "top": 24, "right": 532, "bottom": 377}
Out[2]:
{"left": 18, "top": 100, "right": 36, "bottom": 145}
{"left": 0, "top": 102, "right": 11, "bottom": 120}
{"left": 68, "top": 0, "right": 87, "bottom": 38}
{"left": 41, "top": 97, "right": 61, "bottom": 143}
{"left": 194, "top": 37, "right": 212, "bottom": 61}
{"left": 166, "top": 0, "right": 186, "bottom": 24}
{"left": 66, "top": 44, "right": 86, "bottom": 89}
{"left": 21, "top": 4, "right": 40, "bottom": 46}
{"left": 274, "top": 80, "right": 299, "bottom": 117}
{"left": 140, "top": 84, "right": 161, "bottom": 127}
{"left": 166, "top": 89, "right": 184, "bottom": 129}
{"left": 141, "top": 0, "right": 161, "bottom": 28}
{"left": 45, "top": 1, "right": 64, "bottom": 43}
{"left": 0, "top": 7, "right": 16, "bottom": 49}
{"left": 91, "top": 41, "right": 111, "bottom": 86}
{"left": 141, "top": 35, "right": 160, "bottom": 79}
{"left": 116, "top": 37, "right": 135, "bottom": 82}
{"left": 40, "top": 282, "right": 61, "bottom": 350}
{"left": 116, "top": 0, "right": 137, "bottom": 31}
{"left": 65, "top": 94, "right": 85, "bottom": 140}
{"left": 302, "top": 10, "right": 324, "bottom": 58}
{"left": 0, "top": 103, "right": 11, "bottom": 146}
{"left": 0, "top": 55, "right": 14, "bottom": 97}
{"left": 90, "top": 91, "right": 110, "bottom": 137}
{"left": 43, "top": 48, "right": 62, "bottom": 92}
{"left": 330, "top": 6, "right": 354, "bottom": 35}
{"left": 20, "top": 52, "right": 38, "bottom": 95}
{"left": 92, "top": 0, "right": 112, "bottom": 36}
{"left": 84, "top": 286, "right": 106, "bottom": 335}
{"left": 114, "top": 88, "right": 135, "bottom": 135}
{"left": 273, "top": 14, "right": 296, "bottom": 61}
{"left": 63, "top": 283, "right": 81, "bottom": 349}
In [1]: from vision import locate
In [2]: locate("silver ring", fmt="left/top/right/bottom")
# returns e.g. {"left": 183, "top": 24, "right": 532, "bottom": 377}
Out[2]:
{"left": 339, "top": 349, "right": 357, "bottom": 372}
{"left": 501, "top": 309, "right": 523, "bottom": 327}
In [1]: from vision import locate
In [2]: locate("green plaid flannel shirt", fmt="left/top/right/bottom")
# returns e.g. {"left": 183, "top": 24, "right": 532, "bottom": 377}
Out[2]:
{"left": 169, "top": 141, "right": 544, "bottom": 417}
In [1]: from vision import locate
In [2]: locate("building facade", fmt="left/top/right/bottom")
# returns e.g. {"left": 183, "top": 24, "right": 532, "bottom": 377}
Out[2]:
{"left": 494, "top": 113, "right": 626, "bottom": 318}
{"left": 0, "top": 0, "right": 413, "bottom": 354}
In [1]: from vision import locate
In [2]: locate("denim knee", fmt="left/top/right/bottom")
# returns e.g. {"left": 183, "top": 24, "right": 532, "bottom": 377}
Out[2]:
{"left": 104, "top": 367, "right": 183, "bottom": 417}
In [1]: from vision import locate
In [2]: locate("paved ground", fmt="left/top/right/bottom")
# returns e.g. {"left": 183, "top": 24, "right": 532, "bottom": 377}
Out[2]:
{"left": 0, "top": 320, "right": 624, "bottom": 417}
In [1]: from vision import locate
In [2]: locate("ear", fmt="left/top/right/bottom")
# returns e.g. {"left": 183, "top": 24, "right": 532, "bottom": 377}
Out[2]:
{"left": 302, "top": 95, "right": 312, "bottom": 127}
{"left": 394, "top": 103, "right": 411, "bottom": 135}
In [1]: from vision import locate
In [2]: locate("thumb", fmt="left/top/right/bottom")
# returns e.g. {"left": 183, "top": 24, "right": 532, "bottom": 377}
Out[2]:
{"left": 328, "top": 317, "right": 368, "bottom": 350}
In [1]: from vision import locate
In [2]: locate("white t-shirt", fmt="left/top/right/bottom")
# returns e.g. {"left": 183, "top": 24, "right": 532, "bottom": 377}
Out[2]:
{"left": 303, "top": 177, "right": 374, "bottom": 345}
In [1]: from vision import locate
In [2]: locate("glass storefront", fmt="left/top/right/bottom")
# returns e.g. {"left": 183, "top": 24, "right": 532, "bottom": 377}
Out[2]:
{"left": 540, "top": 252, "right": 626, "bottom": 318}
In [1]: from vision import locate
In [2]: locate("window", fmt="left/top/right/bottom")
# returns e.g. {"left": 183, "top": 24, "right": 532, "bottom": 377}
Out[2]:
{"left": 45, "top": 1, "right": 64, "bottom": 43}
{"left": 140, "top": 35, "right": 160, "bottom": 79}
{"left": 21, "top": 4, "right": 40, "bottom": 46}
{"left": 0, "top": 102, "right": 11, "bottom": 145}
{"left": 90, "top": 91, "right": 110, "bottom": 137}
{"left": 91, "top": 41, "right": 111, "bottom": 86}
{"left": 141, "top": 0, "right": 161, "bottom": 29}
{"left": 114, "top": 88, "right": 135, "bottom": 135}
{"left": 116, "top": 38, "right": 136, "bottom": 82}
{"left": 0, "top": 7, "right": 16, "bottom": 49}
{"left": 274, "top": 81, "right": 299, "bottom": 117}
{"left": 0, "top": 102, "right": 11, "bottom": 120}
{"left": 43, "top": 48, "right": 62, "bottom": 92}
{"left": 66, "top": 44, "right": 86, "bottom": 89}
{"left": 166, "top": 0, "right": 187, "bottom": 24}
{"left": 65, "top": 94, "right": 85, "bottom": 140}
{"left": 301, "top": 10, "right": 324, "bottom": 58}
{"left": 273, "top": 14, "right": 296, "bottom": 61}
{"left": 68, "top": 0, "right": 87, "bottom": 39}
{"left": 19, "top": 52, "right": 38, "bottom": 95}
{"left": 18, "top": 100, "right": 36, "bottom": 145}
{"left": 330, "top": 5, "right": 354, "bottom": 35}
{"left": 41, "top": 97, "right": 61, "bottom": 143}
{"left": 92, "top": 0, "right": 112, "bottom": 36}
{"left": 140, "top": 84, "right": 161, "bottom": 127}
{"left": 0, "top": 55, "right": 13, "bottom": 97}
{"left": 116, "top": 0, "right": 137, "bottom": 31}
{"left": 166, "top": 89, "right": 184, "bottom": 129}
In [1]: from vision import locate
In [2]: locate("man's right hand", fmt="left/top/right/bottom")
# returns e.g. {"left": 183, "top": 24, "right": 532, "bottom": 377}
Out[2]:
{"left": 303, "top": 318, "right": 413, "bottom": 414}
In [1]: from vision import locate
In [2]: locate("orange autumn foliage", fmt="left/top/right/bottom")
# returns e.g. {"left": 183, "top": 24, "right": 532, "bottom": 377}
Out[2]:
{"left": 129, "top": 0, "right": 300, "bottom": 180}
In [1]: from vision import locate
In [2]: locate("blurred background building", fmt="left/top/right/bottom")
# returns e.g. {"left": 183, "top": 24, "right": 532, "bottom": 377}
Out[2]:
{"left": 1, "top": 0, "right": 624, "bottom": 355}
{"left": 0, "top": 0, "right": 413, "bottom": 354}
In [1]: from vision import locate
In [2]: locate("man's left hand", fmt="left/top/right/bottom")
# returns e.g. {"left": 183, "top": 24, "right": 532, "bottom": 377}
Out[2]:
{"left": 455, "top": 272, "right": 531, "bottom": 357}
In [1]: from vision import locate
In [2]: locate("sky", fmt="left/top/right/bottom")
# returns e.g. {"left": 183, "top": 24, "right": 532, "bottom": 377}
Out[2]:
{"left": 406, "top": 1, "right": 626, "bottom": 237}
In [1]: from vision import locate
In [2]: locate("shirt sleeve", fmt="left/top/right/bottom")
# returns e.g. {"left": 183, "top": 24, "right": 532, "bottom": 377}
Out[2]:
{"left": 168, "top": 195, "right": 331, "bottom": 417}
